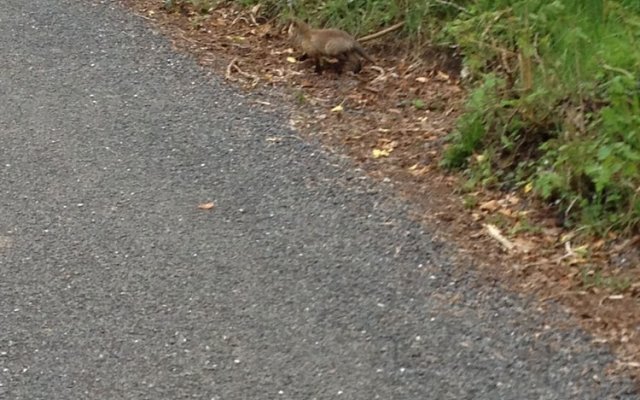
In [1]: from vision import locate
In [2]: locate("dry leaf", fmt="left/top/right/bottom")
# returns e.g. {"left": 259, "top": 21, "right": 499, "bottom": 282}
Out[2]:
{"left": 415, "top": 77, "right": 428, "bottom": 83}
{"left": 286, "top": 56, "right": 297, "bottom": 64}
{"left": 331, "top": 104, "right": 344, "bottom": 113}
{"left": 372, "top": 148, "right": 391, "bottom": 158}
{"left": 506, "top": 194, "right": 520, "bottom": 205}
{"left": 198, "top": 202, "right": 215, "bottom": 210}
{"left": 479, "top": 199, "right": 500, "bottom": 212}
{"left": 524, "top": 181, "right": 534, "bottom": 193}
{"left": 436, "top": 71, "right": 450, "bottom": 81}
{"left": 498, "top": 208, "right": 514, "bottom": 217}
{"left": 512, "top": 238, "right": 535, "bottom": 253}
{"left": 409, "top": 166, "right": 430, "bottom": 177}
{"left": 226, "top": 35, "right": 246, "bottom": 42}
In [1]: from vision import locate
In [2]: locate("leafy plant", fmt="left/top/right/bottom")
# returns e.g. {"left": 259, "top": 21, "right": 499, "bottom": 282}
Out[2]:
{"left": 442, "top": 0, "right": 640, "bottom": 235}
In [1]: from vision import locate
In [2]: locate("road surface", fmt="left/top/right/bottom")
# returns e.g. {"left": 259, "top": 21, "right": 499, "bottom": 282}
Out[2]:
{"left": 0, "top": 0, "right": 636, "bottom": 398}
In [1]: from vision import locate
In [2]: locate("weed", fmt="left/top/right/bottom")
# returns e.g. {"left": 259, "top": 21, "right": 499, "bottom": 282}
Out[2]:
{"left": 442, "top": 0, "right": 640, "bottom": 236}
{"left": 581, "top": 267, "right": 632, "bottom": 293}
{"left": 510, "top": 217, "right": 542, "bottom": 235}
{"left": 293, "top": 89, "right": 306, "bottom": 104}
{"left": 462, "top": 194, "right": 478, "bottom": 209}
{"left": 412, "top": 98, "right": 425, "bottom": 110}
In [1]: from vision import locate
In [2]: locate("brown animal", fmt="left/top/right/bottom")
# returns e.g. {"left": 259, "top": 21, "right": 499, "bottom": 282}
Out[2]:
{"left": 287, "top": 19, "right": 374, "bottom": 74}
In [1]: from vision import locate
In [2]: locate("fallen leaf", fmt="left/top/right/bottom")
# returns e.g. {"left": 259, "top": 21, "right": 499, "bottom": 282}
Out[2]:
{"left": 286, "top": 56, "right": 297, "bottom": 64}
{"left": 524, "top": 181, "right": 534, "bottom": 193}
{"left": 198, "top": 202, "right": 215, "bottom": 210}
{"left": 479, "top": 199, "right": 500, "bottom": 212}
{"left": 409, "top": 166, "right": 430, "bottom": 176}
{"left": 372, "top": 148, "right": 391, "bottom": 158}
{"left": 512, "top": 238, "right": 535, "bottom": 253}
{"left": 436, "top": 71, "right": 450, "bottom": 81}
{"left": 330, "top": 104, "right": 344, "bottom": 113}
{"left": 506, "top": 194, "right": 520, "bottom": 205}
{"left": 573, "top": 244, "right": 589, "bottom": 256}
{"left": 415, "top": 77, "right": 428, "bottom": 83}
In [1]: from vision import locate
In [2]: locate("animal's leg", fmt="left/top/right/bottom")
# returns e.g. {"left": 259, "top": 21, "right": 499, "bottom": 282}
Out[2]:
{"left": 313, "top": 57, "right": 323, "bottom": 74}
{"left": 349, "top": 53, "right": 362, "bottom": 73}
{"left": 333, "top": 54, "right": 349, "bottom": 74}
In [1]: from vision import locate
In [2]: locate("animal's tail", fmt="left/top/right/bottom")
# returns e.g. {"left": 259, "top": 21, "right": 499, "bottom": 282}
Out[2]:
{"left": 353, "top": 42, "right": 375, "bottom": 64}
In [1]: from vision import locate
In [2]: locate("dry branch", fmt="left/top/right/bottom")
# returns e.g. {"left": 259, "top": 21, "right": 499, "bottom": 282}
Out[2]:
{"left": 483, "top": 223, "right": 515, "bottom": 251}
{"left": 358, "top": 22, "right": 405, "bottom": 43}
{"left": 225, "top": 57, "right": 260, "bottom": 86}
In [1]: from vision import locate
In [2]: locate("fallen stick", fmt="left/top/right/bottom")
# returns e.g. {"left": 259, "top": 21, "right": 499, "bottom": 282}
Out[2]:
{"left": 225, "top": 57, "right": 239, "bottom": 81}
{"left": 225, "top": 58, "right": 260, "bottom": 86}
{"left": 358, "top": 21, "right": 405, "bottom": 43}
{"left": 483, "top": 223, "right": 515, "bottom": 251}
{"left": 368, "top": 65, "right": 387, "bottom": 84}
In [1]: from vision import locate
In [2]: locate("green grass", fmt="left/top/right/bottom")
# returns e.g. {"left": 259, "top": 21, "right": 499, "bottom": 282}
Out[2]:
{"left": 440, "top": 0, "right": 640, "bottom": 235}
{"left": 581, "top": 267, "right": 632, "bottom": 293}
{"left": 171, "top": 0, "right": 465, "bottom": 37}
{"left": 176, "top": 0, "right": 640, "bottom": 237}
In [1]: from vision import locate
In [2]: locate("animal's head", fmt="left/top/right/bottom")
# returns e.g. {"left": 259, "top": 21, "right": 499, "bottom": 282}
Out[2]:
{"left": 287, "top": 18, "right": 307, "bottom": 39}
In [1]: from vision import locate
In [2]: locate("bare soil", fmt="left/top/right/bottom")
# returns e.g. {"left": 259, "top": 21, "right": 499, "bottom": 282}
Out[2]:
{"left": 122, "top": 0, "right": 640, "bottom": 381}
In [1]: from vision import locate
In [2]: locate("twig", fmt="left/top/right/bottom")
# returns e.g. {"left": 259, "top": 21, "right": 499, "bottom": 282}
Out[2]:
{"left": 133, "top": 12, "right": 154, "bottom": 21}
{"left": 225, "top": 58, "right": 260, "bottom": 87}
{"left": 432, "top": 0, "right": 470, "bottom": 14}
{"left": 358, "top": 21, "right": 405, "bottom": 43}
{"left": 599, "top": 294, "right": 624, "bottom": 307}
{"left": 603, "top": 64, "right": 634, "bottom": 79}
{"left": 368, "top": 65, "right": 387, "bottom": 84}
{"left": 483, "top": 223, "right": 515, "bottom": 251}
{"left": 404, "top": 61, "right": 422, "bottom": 75}
{"left": 564, "top": 196, "right": 579, "bottom": 220}
{"left": 225, "top": 57, "right": 238, "bottom": 81}
{"left": 540, "top": 290, "right": 584, "bottom": 303}
{"left": 231, "top": 15, "right": 250, "bottom": 26}
{"left": 249, "top": 13, "right": 258, "bottom": 26}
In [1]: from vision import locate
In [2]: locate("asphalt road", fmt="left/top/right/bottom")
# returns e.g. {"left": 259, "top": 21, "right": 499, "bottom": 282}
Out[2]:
{"left": 0, "top": 0, "right": 636, "bottom": 399}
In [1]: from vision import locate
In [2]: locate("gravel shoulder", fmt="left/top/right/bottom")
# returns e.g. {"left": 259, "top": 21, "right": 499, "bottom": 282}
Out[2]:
{"left": 0, "top": 0, "right": 636, "bottom": 398}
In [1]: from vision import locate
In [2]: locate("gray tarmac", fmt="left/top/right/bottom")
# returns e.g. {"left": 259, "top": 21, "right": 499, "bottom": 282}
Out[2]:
{"left": 0, "top": 0, "right": 636, "bottom": 398}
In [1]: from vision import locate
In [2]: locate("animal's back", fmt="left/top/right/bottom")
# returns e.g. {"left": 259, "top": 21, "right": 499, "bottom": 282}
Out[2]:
{"left": 309, "top": 29, "right": 357, "bottom": 57}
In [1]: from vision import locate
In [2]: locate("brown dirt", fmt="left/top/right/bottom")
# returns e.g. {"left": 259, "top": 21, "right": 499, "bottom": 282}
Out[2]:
{"left": 121, "top": 0, "right": 640, "bottom": 381}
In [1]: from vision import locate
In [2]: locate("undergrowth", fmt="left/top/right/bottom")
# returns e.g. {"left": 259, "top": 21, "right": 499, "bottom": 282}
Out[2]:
{"left": 441, "top": 0, "right": 640, "bottom": 236}
{"left": 171, "top": 0, "right": 640, "bottom": 237}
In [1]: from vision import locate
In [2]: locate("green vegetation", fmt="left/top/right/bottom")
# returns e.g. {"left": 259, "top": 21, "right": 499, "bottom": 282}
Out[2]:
{"left": 441, "top": 0, "right": 640, "bottom": 236}
{"left": 581, "top": 267, "right": 632, "bottom": 293}
{"left": 175, "top": 0, "right": 640, "bottom": 236}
